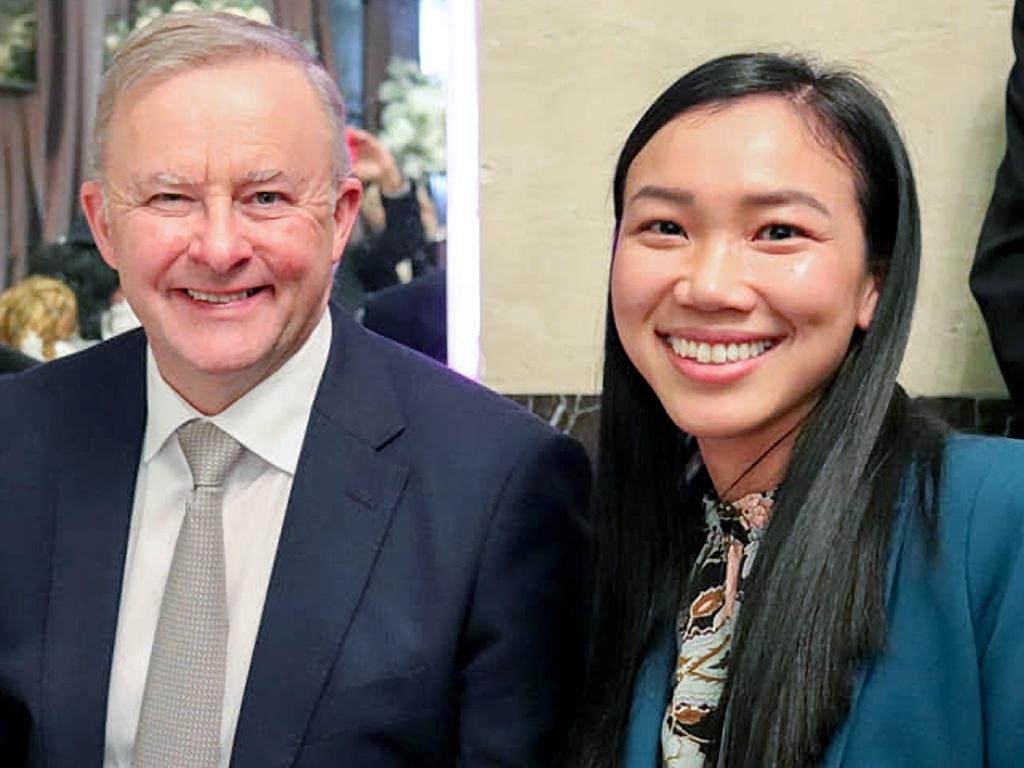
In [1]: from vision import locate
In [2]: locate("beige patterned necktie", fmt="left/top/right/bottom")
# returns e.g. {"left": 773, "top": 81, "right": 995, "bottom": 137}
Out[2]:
{"left": 134, "top": 420, "right": 243, "bottom": 768}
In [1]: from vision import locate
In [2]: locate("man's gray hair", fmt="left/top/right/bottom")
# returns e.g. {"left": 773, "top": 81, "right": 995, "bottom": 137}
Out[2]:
{"left": 91, "top": 10, "right": 350, "bottom": 180}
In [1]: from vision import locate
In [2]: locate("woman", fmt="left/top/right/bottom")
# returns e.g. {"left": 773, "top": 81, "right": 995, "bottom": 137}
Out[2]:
{"left": 569, "top": 53, "right": 1024, "bottom": 767}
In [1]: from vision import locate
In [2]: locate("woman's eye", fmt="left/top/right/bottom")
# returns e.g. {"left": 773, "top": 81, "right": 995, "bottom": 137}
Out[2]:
{"left": 646, "top": 220, "right": 685, "bottom": 236}
{"left": 756, "top": 223, "right": 804, "bottom": 241}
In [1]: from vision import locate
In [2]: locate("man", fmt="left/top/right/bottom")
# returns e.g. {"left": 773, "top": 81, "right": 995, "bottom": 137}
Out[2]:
{"left": 362, "top": 269, "right": 448, "bottom": 363}
{"left": 973, "top": 0, "right": 1024, "bottom": 432}
{"left": 0, "top": 11, "right": 592, "bottom": 767}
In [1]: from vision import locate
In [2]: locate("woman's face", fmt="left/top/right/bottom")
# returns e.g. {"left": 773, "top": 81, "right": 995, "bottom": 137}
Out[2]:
{"left": 611, "top": 95, "right": 879, "bottom": 445}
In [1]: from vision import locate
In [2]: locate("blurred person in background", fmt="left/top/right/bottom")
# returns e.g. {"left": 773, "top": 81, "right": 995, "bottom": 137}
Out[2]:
{"left": 332, "top": 127, "right": 436, "bottom": 312}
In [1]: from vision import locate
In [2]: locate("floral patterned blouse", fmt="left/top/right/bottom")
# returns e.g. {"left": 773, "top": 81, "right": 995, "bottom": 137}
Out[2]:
{"left": 661, "top": 488, "right": 776, "bottom": 767}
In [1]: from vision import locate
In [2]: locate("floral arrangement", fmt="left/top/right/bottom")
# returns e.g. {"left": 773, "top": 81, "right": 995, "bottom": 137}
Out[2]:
{"left": 105, "top": 1, "right": 273, "bottom": 59}
{"left": 0, "top": 1, "right": 36, "bottom": 90}
{"left": 377, "top": 58, "right": 446, "bottom": 181}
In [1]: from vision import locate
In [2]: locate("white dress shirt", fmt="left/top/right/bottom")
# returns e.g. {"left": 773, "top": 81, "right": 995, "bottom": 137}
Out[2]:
{"left": 103, "top": 310, "right": 332, "bottom": 768}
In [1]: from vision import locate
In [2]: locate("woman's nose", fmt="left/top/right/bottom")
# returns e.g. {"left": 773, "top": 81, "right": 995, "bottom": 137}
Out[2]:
{"left": 674, "top": 237, "right": 757, "bottom": 313}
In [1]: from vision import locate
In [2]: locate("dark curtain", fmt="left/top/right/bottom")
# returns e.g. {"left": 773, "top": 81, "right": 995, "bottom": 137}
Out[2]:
{"left": 362, "top": 0, "right": 418, "bottom": 131}
{"left": 0, "top": 0, "right": 110, "bottom": 290}
{"left": 271, "top": 0, "right": 338, "bottom": 78}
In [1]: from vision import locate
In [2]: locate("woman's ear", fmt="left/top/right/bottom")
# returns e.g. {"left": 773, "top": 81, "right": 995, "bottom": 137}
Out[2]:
{"left": 856, "top": 271, "right": 881, "bottom": 330}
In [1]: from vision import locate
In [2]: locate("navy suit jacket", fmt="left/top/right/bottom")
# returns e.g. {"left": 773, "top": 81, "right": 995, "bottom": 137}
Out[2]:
{"left": 972, "top": 0, "right": 1024, "bottom": 417}
{"left": 0, "top": 304, "right": 593, "bottom": 767}
{"left": 623, "top": 435, "right": 1024, "bottom": 767}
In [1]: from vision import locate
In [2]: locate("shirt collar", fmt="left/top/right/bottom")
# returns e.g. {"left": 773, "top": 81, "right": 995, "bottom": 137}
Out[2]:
{"left": 142, "top": 310, "right": 332, "bottom": 475}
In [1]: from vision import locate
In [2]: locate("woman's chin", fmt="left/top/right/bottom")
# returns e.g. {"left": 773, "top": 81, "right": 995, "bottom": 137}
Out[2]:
{"left": 662, "top": 403, "right": 770, "bottom": 443}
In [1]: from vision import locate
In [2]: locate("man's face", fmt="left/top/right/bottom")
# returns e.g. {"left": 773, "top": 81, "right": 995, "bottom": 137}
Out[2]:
{"left": 82, "top": 57, "right": 360, "bottom": 411}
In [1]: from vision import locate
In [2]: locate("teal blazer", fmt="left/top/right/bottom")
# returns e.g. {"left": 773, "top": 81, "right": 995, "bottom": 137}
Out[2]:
{"left": 624, "top": 435, "right": 1024, "bottom": 767}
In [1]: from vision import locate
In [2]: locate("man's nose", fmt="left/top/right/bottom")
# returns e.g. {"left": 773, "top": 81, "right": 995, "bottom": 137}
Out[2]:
{"left": 674, "top": 236, "right": 757, "bottom": 312}
{"left": 189, "top": 198, "right": 253, "bottom": 272}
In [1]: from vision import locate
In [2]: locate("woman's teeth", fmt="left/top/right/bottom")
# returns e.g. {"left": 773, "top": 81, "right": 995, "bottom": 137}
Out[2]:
{"left": 668, "top": 337, "right": 775, "bottom": 364}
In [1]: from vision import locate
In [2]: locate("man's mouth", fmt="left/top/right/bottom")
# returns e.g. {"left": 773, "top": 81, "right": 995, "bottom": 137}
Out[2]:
{"left": 184, "top": 287, "right": 264, "bottom": 304}
{"left": 667, "top": 335, "right": 778, "bottom": 364}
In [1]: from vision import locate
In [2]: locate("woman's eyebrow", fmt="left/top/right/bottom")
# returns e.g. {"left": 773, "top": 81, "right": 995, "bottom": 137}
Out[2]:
{"left": 739, "top": 190, "right": 832, "bottom": 218}
{"left": 627, "top": 185, "right": 832, "bottom": 221}
{"left": 628, "top": 185, "right": 695, "bottom": 206}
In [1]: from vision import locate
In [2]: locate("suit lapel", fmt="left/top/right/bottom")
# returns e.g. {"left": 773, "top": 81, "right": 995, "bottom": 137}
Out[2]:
{"left": 231, "top": 308, "right": 409, "bottom": 768}
{"left": 43, "top": 334, "right": 147, "bottom": 766}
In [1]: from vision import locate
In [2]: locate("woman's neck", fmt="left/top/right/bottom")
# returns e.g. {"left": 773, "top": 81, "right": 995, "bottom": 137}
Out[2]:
{"left": 697, "top": 400, "right": 817, "bottom": 501}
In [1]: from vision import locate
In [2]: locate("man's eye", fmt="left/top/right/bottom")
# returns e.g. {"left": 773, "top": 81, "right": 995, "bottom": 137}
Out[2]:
{"left": 252, "top": 191, "right": 282, "bottom": 205}
{"left": 150, "top": 193, "right": 189, "bottom": 205}
{"left": 756, "top": 223, "right": 804, "bottom": 241}
{"left": 646, "top": 220, "right": 685, "bottom": 236}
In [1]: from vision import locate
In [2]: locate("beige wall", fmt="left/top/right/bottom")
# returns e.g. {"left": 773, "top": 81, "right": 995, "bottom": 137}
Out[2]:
{"left": 477, "top": 0, "right": 1014, "bottom": 396}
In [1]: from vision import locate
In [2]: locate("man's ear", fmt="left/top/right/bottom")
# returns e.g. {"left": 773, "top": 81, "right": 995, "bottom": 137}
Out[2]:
{"left": 856, "top": 270, "right": 881, "bottom": 330}
{"left": 80, "top": 180, "right": 118, "bottom": 270}
{"left": 330, "top": 177, "right": 363, "bottom": 265}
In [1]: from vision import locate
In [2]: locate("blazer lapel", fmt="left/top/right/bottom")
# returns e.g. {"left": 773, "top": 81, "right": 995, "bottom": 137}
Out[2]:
{"left": 627, "top": 480, "right": 920, "bottom": 768}
{"left": 821, "top": 488, "right": 914, "bottom": 768}
{"left": 623, "top": 628, "right": 675, "bottom": 768}
{"left": 230, "top": 309, "right": 409, "bottom": 768}
{"left": 43, "top": 334, "right": 147, "bottom": 766}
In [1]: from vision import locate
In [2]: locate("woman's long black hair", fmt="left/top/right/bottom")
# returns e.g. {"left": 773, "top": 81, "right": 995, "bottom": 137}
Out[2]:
{"left": 567, "top": 53, "right": 946, "bottom": 767}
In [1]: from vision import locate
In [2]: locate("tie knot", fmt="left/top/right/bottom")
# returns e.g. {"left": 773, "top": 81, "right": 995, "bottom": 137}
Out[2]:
{"left": 177, "top": 420, "right": 244, "bottom": 488}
